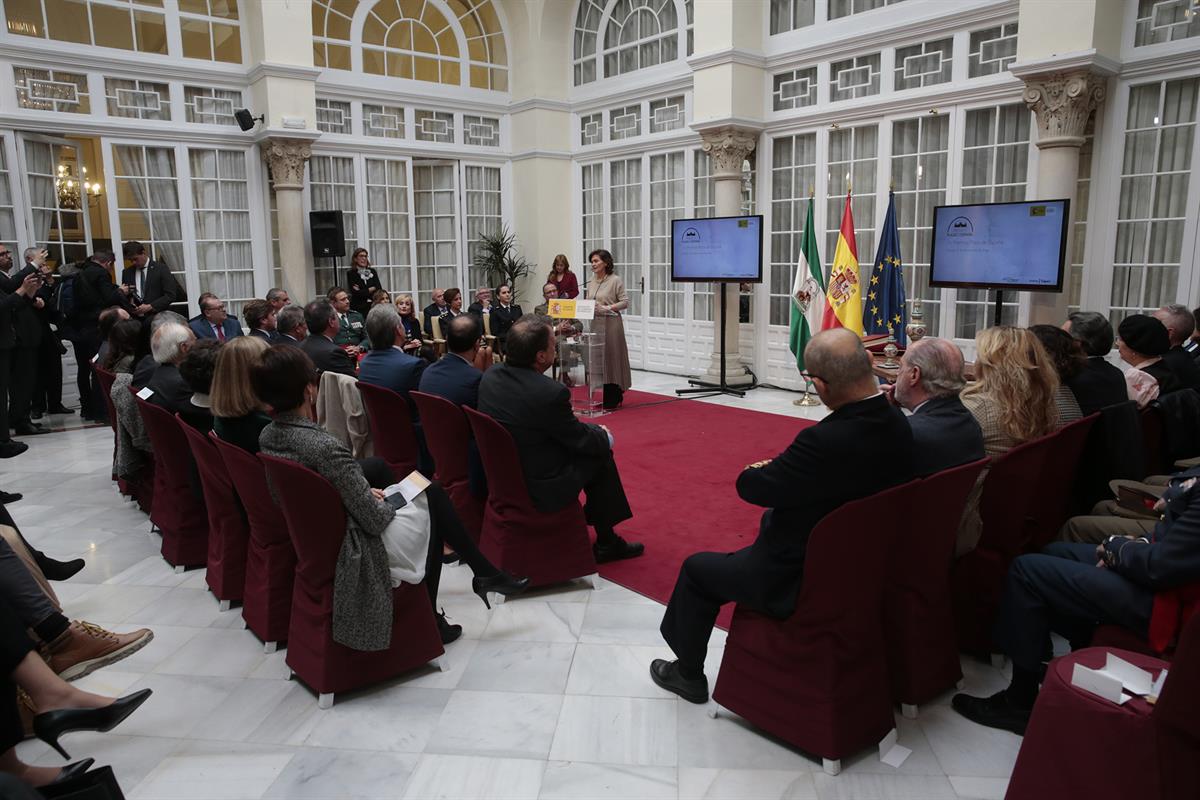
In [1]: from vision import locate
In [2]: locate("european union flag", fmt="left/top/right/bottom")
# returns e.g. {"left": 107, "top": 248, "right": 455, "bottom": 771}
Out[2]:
{"left": 864, "top": 190, "right": 908, "bottom": 345}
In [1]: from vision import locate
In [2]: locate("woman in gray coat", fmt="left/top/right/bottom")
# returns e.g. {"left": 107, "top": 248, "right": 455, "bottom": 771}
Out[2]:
{"left": 254, "top": 346, "right": 527, "bottom": 647}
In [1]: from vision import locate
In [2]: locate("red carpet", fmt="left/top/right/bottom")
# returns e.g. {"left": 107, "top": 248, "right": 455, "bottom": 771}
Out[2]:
{"left": 596, "top": 390, "right": 816, "bottom": 625}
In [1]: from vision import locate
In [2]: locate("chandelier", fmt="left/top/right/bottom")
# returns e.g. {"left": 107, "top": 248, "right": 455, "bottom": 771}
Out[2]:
{"left": 55, "top": 164, "right": 102, "bottom": 210}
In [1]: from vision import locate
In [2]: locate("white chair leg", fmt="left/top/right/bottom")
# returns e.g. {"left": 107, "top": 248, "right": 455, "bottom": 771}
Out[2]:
{"left": 901, "top": 703, "right": 918, "bottom": 719}
{"left": 218, "top": 599, "right": 231, "bottom": 612}
{"left": 264, "top": 641, "right": 278, "bottom": 654}
{"left": 822, "top": 758, "right": 842, "bottom": 776}
{"left": 287, "top": 671, "right": 295, "bottom": 681}
{"left": 706, "top": 702, "right": 722, "bottom": 720}
{"left": 990, "top": 653, "right": 1006, "bottom": 669}
{"left": 586, "top": 573, "right": 600, "bottom": 590}
{"left": 173, "top": 565, "right": 185, "bottom": 574}
{"left": 318, "top": 692, "right": 334, "bottom": 710}
{"left": 432, "top": 655, "right": 450, "bottom": 672}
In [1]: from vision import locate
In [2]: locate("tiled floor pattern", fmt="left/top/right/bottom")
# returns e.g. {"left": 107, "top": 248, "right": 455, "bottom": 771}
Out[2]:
{"left": 7, "top": 370, "right": 1020, "bottom": 799}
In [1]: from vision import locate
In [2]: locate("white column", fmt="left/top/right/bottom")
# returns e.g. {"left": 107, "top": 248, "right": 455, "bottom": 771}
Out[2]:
{"left": 699, "top": 126, "right": 757, "bottom": 386}
{"left": 261, "top": 137, "right": 314, "bottom": 301}
{"left": 1017, "top": 69, "right": 1108, "bottom": 325}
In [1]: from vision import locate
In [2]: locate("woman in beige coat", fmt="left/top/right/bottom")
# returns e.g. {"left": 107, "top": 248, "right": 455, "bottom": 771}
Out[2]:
{"left": 585, "top": 249, "right": 633, "bottom": 408}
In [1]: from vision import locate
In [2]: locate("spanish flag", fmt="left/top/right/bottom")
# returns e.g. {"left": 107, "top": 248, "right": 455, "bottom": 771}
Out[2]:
{"left": 822, "top": 192, "right": 864, "bottom": 335}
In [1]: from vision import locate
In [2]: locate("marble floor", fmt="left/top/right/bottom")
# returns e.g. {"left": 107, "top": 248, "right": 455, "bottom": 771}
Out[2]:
{"left": 7, "top": 370, "right": 1022, "bottom": 799}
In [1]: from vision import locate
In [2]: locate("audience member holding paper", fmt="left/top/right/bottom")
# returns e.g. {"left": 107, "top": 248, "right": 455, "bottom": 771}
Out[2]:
{"left": 953, "top": 464, "right": 1200, "bottom": 734}
{"left": 253, "top": 345, "right": 529, "bottom": 649}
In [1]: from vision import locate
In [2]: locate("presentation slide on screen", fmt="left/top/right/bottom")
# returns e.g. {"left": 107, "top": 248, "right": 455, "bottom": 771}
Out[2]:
{"left": 931, "top": 202, "right": 1066, "bottom": 288}
{"left": 672, "top": 216, "right": 762, "bottom": 281}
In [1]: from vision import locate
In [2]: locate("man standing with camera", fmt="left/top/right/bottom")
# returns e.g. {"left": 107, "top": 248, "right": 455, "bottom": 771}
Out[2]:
{"left": 22, "top": 248, "right": 72, "bottom": 420}
{"left": 0, "top": 247, "right": 46, "bottom": 436}
{"left": 0, "top": 246, "right": 44, "bottom": 454}
{"left": 119, "top": 240, "right": 180, "bottom": 322}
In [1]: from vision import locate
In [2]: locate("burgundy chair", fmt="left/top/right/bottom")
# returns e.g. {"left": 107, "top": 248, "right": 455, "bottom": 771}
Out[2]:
{"left": 356, "top": 382, "right": 420, "bottom": 479}
{"left": 1140, "top": 405, "right": 1167, "bottom": 477}
{"left": 885, "top": 458, "right": 988, "bottom": 716}
{"left": 463, "top": 407, "right": 596, "bottom": 589}
{"left": 952, "top": 434, "right": 1056, "bottom": 657}
{"left": 1006, "top": 613, "right": 1200, "bottom": 800}
{"left": 1026, "top": 414, "right": 1099, "bottom": 551}
{"left": 211, "top": 435, "right": 295, "bottom": 652}
{"left": 712, "top": 479, "right": 918, "bottom": 775}
{"left": 93, "top": 366, "right": 125, "bottom": 489}
{"left": 411, "top": 391, "right": 484, "bottom": 542}
{"left": 133, "top": 394, "right": 208, "bottom": 569}
{"left": 178, "top": 419, "right": 249, "bottom": 609}
{"left": 259, "top": 454, "right": 444, "bottom": 708}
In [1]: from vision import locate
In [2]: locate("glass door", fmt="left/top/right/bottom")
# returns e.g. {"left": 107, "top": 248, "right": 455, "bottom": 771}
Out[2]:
{"left": 412, "top": 160, "right": 462, "bottom": 300}
{"left": 17, "top": 135, "right": 93, "bottom": 270}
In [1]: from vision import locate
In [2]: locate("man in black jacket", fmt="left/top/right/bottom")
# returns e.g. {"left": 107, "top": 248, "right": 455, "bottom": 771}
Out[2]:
{"left": 0, "top": 262, "right": 42, "bottom": 457}
{"left": 119, "top": 240, "right": 180, "bottom": 322}
{"left": 0, "top": 248, "right": 45, "bottom": 435}
{"left": 955, "top": 464, "right": 1200, "bottom": 734}
{"left": 300, "top": 299, "right": 356, "bottom": 377}
{"left": 22, "top": 248, "right": 71, "bottom": 419}
{"left": 70, "top": 251, "right": 123, "bottom": 422}
{"left": 889, "top": 337, "right": 985, "bottom": 476}
{"left": 651, "top": 329, "right": 915, "bottom": 703}
{"left": 1154, "top": 304, "right": 1200, "bottom": 392}
{"left": 1063, "top": 311, "right": 1129, "bottom": 415}
{"left": 477, "top": 315, "right": 643, "bottom": 563}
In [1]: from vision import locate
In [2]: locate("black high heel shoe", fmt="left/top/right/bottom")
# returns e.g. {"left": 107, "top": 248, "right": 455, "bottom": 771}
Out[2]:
{"left": 46, "top": 758, "right": 95, "bottom": 786}
{"left": 472, "top": 571, "right": 531, "bottom": 609}
{"left": 33, "top": 688, "right": 153, "bottom": 759}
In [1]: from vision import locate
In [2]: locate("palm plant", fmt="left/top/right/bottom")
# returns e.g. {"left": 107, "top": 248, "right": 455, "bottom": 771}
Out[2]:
{"left": 473, "top": 226, "right": 534, "bottom": 304}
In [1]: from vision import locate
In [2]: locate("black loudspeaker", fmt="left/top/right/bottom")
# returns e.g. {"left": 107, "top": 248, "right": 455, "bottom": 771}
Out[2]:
{"left": 309, "top": 210, "right": 346, "bottom": 258}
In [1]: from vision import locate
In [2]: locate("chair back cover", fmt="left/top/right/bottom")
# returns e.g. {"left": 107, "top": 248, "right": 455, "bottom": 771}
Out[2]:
{"left": 178, "top": 418, "right": 248, "bottom": 602}
{"left": 94, "top": 366, "right": 118, "bottom": 433}
{"left": 133, "top": 394, "right": 208, "bottom": 567}
{"left": 356, "top": 381, "right": 419, "bottom": 478}
{"left": 411, "top": 391, "right": 483, "bottom": 539}
{"left": 1028, "top": 414, "right": 1099, "bottom": 550}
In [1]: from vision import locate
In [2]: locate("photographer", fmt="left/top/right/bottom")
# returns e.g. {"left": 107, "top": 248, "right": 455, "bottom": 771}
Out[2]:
{"left": 0, "top": 260, "right": 43, "bottom": 456}
{"left": 22, "top": 249, "right": 71, "bottom": 420}
{"left": 0, "top": 249, "right": 44, "bottom": 436}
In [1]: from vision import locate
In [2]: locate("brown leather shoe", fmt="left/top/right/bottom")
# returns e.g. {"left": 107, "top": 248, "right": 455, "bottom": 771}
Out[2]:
{"left": 45, "top": 621, "right": 154, "bottom": 681}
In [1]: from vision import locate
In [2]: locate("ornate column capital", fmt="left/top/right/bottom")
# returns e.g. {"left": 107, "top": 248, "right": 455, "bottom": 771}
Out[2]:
{"left": 261, "top": 137, "right": 312, "bottom": 190}
{"left": 1021, "top": 70, "right": 1107, "bottom": 149}
{"left": 699, "top": 126, "right": 758, "bottom": 176}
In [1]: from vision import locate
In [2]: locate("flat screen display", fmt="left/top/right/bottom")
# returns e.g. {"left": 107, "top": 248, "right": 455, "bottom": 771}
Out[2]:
{"left": 929, "top": 200, "right": 1069, "bottom": 292}
{"left": 671, "top": 215, "right": 764, "bottom": 283}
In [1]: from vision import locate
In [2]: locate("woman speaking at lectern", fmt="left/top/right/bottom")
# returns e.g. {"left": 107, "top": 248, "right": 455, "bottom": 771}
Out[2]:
{"left": 586, "top": 249, "right": 632, "bottom": 409}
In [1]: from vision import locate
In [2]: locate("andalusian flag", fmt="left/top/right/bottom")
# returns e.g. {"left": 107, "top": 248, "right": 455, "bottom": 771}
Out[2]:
{"left": 822, "top": 192, "right": 864, "bottom": 335}
{"left": 789, "top": 197, "right": 824, "bottom": 372}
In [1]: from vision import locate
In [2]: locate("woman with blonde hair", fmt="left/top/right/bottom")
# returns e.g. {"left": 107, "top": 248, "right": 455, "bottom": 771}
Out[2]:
{"left": 211, "top": 335, "right": 271, "bottom": 454}
{"left": 394, "top": 292, "right": 431, "bottom": 360}
{"left": 956, "top": 326, "right": 1059, "bottom": 555}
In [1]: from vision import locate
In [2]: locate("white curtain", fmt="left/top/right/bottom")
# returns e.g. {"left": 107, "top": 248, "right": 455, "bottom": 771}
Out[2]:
{"left": 22, "top": 141, "right": 55, "bottom": 245}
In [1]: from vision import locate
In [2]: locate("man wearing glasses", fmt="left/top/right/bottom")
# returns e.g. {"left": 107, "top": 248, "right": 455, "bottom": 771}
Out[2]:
{"left": 189, "top": 294, "right": 242, "bottom": 342}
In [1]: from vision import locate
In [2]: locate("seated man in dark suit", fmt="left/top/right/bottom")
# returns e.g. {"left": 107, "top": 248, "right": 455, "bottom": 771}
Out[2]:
{"left": 419, "top": 314, "right": 484, "bottom": 409}
{"left": 888, "top": 337, "right": 985, "bottom": 476}
{"left": 358, "top": 304, "right": 426, "bottom": 398}
{"left": 1154, "top": 303, "right": 1200, "bottom": 392}
{"left": 422, "top": 288, "right": 447, "bottom": 337}
{"left": 242, "top": 299, "right": 276, "bottom": 342}
{"left": 300, "top": 300, "right": 356, "bottom": 377}
{"left": 478, "top": 315, "right": 643, "bottom": 564}
{"left": 144, "top": 321, "right": 197, "bottom": 413}
{"left": 275, "top": 304, "right": 306, "bottom": 347}
{"left": 1063, "top": 311, "right": 1129, "bottom": 415}
{"left": 954, "top": 463, "right": 1200, "bottom": 734}
{"left": 651, "top": 329, "right": 915, "bottom": 704}
{"left": 189, "top": 294, "right": 242, "bottom": 342}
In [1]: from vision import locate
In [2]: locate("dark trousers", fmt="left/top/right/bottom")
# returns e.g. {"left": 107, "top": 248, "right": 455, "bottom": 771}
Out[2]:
{"left": 574, "top": 451, "right": 633, "bottom": 530}
{"left": 660, "top": 547, "right": 772, "bottom": 673}
{"left": 0, "top": 595, "right": 36, "bottom": 752}
{"left": 995, "top": 542, "right": 1154, "bottom": 673}
{"left": 7, "top": 346, "right": 35, "bottom": 428}
{"left": 0, "top": 350, "right": 9, "bottom": 443}
{"left": 71, "top": 328, "right": 102, "bottom": 420}
{"left": 32, "top": 327, "right": 63, "bottom": 412}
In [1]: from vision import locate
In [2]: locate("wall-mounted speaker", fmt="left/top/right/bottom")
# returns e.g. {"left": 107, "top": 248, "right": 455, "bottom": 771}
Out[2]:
{"left": 309, "top": 210, "right": 346, "bottom": 258}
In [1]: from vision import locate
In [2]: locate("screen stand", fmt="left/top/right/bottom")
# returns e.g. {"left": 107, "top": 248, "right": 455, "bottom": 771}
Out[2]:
{"left": 677, "top": 286, "right": 747, "bottom": 399}
{"left": 993, "top": 290, "right": 1004, "bottom": 327}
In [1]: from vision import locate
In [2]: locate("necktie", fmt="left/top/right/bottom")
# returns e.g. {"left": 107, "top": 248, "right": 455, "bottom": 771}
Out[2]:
{"left": 216, "top": 324, "right": 225, "bottom": 342}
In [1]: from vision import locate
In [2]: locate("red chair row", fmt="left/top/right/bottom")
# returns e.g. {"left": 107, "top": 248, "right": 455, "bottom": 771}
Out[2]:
{"left": 712, "top": 458, "right": 987, "bottom": 775}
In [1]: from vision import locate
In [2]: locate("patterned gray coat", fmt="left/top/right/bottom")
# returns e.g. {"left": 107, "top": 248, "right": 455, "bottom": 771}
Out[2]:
{"left": 259, "top": 413, "right": 396, "bottom": 651}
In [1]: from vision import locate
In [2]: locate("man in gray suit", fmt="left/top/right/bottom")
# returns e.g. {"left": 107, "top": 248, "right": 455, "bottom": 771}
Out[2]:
{"left": 276, "top": 304, "right": 306, "bottom": 346}
{"left": 888, "top": 337, "right": 985, "bottom": 476}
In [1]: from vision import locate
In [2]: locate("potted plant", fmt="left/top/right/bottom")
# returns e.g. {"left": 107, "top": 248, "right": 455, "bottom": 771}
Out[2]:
{"left": 473, "top": 226, "right": 534, "bottom": 303}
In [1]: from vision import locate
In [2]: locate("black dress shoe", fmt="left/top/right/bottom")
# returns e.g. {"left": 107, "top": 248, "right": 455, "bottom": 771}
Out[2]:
{"left": 35, "top": 553, "right": 85, "bottom": 582}
{"left": 0, "top": 441, "right": 28, "bottom": 458}
{"left": 436, "top": 612, "right": 462, "bottom": 645}
{"left": 47, "top": 758, "right": 95, "bottom": 785}
{"left": 48, "top": 406, "right": 75, "bottom": 415}
{"left": 13, "top": 423, "right": 49, "bottom": 436}
{"left": 33, "top": 688, "right": 153, "bottom": 758}
{"left": 649, "top": 659, "right": 709, "bottom": 704}
{"left": 0, "top": 491, "right": 22, "bottom": 504}
{"left": 593, "top": 537, "right": 645, "bottom": 564}
{"left": 951, "top": 689, "right": 1033, "bottom": 735}
{"left": 472, "top": 571, "right": 531, "bottom": 609}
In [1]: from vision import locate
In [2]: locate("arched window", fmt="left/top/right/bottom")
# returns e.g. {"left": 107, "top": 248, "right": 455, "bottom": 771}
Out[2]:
{"left": 312, "top": 0, "right": 507, "bottom": 91}
{"left": 573, "top": 0, "right": 691, "bottom": 86}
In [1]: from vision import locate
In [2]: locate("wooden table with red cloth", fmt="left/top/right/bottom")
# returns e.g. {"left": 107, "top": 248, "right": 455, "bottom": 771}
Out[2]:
{"left": 1006, "top": 647, "right": 1164, "bottom": 800}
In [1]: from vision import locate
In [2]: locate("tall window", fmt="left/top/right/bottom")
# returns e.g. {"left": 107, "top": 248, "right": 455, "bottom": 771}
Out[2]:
{"left": 189, "top": 148, "right": 252, "bottom": 318}
{"left": 892, "top": 114, "right": 949, "bottom": 336}
{"left": 1110, "top": 78, "right": 1198, "bottom": 322}
{"left": 648, "top": 151, "right": 684, "bottom": 319}
{"left": 581, "top": 163, "right": 605, "bottom": 262}
{"left": 573, "top": 0, "right": 691, "bottom": 86}
{"left": 1134, "top": 0, "right": 1200, "bottom": 46}
{"left": 112, "top": 144, "right": 186, "bottom": 292}
{"left": 954, "top": 104, "right": 1030, "bottom": 338}
{"left": 364, "top": 157, "right": 412, "bottom": 295}
{"left": 308, "top": 155, "right": 357, "bottom": 291}
{"left": 0, "top": 142, "right": 16, "bottom": 257}
{"left": 23, "top": 141, "right": 89, "bottom": 268}
{"left": 825, "top": 125, "right": 877, "bottom": 286}
{"left": 609, "top": 158, "right": 643, "bottom": 315}
{"left": 462, "top": 165, "right": 502, "bottom": 292}
{"left": 770, "top": 0, "right": 814, "bottom": 34}
{"left": 178, "top": 0, "right": 241, "bottom": 63}
{"left": 1068, "top": 122, "right": 1096, "bottom": 312}
{"left": 769, "top": 133, "right": 818, "bottom": 327}
{"left": 412, "top": 163, "right": 459, "bottom": 295}
{"left": 313, "top": 0, "right": 508, "bottom": 91}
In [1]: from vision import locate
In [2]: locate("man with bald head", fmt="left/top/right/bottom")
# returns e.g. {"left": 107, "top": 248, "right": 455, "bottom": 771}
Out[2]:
{"left": 651, "top": 329, "right": 915, "bottom": 703}
{"left": 889, "top": 337, "right": 985, "bottom": 476}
